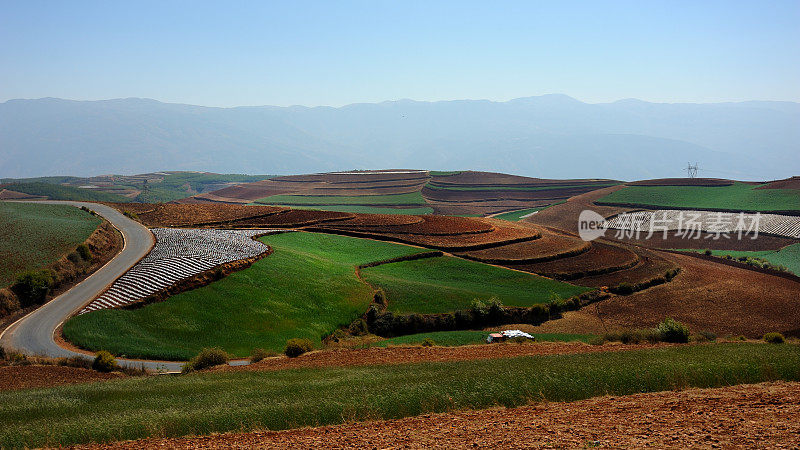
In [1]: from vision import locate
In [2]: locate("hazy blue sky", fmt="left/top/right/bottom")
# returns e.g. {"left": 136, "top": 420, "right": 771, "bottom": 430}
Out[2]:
{"left": 1, "top": 0, "right": 798, "bottom": 107}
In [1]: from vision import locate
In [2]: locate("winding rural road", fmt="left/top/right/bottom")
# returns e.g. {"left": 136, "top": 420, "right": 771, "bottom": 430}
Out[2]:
{"left": 0, "top": 201, "right": 186, "bottom": 372}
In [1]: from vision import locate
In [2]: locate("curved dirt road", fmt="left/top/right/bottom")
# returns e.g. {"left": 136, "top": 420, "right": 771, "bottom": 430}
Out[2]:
{"left": 0, "top": 201, "right": 183, "bottom": 372}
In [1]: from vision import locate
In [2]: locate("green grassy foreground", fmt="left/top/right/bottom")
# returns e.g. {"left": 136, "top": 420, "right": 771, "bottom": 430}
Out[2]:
{"left": 1, "top": 343, "right": 797, "bottom": 448}
{"left": 370, "top": 330, "right": 594, "bottom": 347}
{"left": 255, "top": 191, "right": 428, "bottom": 206}
{"left": 63, "top": 232, "right": 429, "bottom": 360}
{"left": 676, "top": 243, "right": 800, "bottom": 276}
{"left": 361, "top": 256, "right": 591, "bottom": 314}
{"left": 0, "top": 202, "right": 102, "bottom": 287}
{"left": 596, "top": 182, "right": 800, "bottom": 212}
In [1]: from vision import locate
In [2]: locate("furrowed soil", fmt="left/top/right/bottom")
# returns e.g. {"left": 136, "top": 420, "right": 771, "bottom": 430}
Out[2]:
{"left": 0, "top": 365, "right": 120, "bottom": 391}
{"left": 87, "top": 382, "right": 800, "bottom": 449}
{"left": 544, "top": 251, "right": 800, "bottom": 338}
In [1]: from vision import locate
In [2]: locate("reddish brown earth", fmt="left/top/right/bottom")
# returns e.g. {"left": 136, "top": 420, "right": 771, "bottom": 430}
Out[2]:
{"left": 612, "top": 229, "right": 798, "bottom": 251}
{"left": 513, "top": 240, "right": 639, "bottom": 280}
{"left": 0, "top": 188, "right": 46, "bottom": 200}
{"left": 525, "top": 185, "right": 632, "bottom": 233}
{"left": 88, "top": 382, "right": 800, "bottom": 449}
{"left": 0, "top": 365, "right": 120, "bottom": 391}
{"left": 458, "top": 227, "right": 589, "bottom": 263}
{"left": 105, "top": 203, "right": 286, "bottom": 227}
{"left": 756, "top": 176, "right": 800, "bottom": 190}
{"left": 216, "top": 341, "right": 671, "bottom": 374}
{"left": 578, "top": 251, "right": 800, "bottom": 337}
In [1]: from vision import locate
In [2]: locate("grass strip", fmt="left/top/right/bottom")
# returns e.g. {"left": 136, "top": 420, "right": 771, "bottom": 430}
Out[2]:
{"left": 0, "top": 343, "right": 797, "bottom": 447}
{"left": 361, "top": 256, "right": 591, "bottom": 314}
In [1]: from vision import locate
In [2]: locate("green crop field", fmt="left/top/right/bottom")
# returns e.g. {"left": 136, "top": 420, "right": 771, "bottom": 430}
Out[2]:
{"left": 361, "top": 256, "right": 591, "bottom": 314}
{"left": 493, "top": 202, "right": 564, "bottom": 221}
{"left": 1, "top": 182, "right": 131, "bottom": 202}
{"left": 63, "top": 232, "right": 431, "bottom": 360}
{"left": 268, "top": 204, "right": 435, "bottom": 215}
{"left": 596, "top": 182, "right": 800, "bottom": 212}
{"left": 676, "top": 243, "right": 800, "bottom": 276}
{"left": 254, "top": 191, "right": 428, "bottom": 206}
{"left": 1, "top": 343, "right": 797, "bottom": 448}
{"left": 0, "top": 202, "right": 102, "bottom": 287}
{"left": 370, "top": 330, "right": 595, "bottom": 347}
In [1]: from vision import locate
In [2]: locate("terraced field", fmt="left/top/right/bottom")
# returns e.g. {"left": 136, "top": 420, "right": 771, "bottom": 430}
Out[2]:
{"left": 597, "top": 182, "right": 800, "bottom": 213}
{"left": 676, "top": 243, "right": 800, "bottom": 276}
{"left": 0, "top": 202, "right": 102, "bottom": 287}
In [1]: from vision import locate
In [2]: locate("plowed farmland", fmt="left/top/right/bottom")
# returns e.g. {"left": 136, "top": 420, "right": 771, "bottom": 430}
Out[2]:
{"left": 183, "top": 170, "right": 620, "bottom": 216}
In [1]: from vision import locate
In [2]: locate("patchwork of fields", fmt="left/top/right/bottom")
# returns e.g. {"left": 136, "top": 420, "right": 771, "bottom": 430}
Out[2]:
{"left": 64, "top": 231, "right": 588, "bottom": 360}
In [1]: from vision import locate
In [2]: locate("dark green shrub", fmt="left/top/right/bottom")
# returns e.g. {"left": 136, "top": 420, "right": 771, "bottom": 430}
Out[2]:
{"left": 92, "top": 351, "right": 118, "bottom": 372}
{"left": 11, "top": 269, "right": 55, "bottom": 307}
{"left": 284, "top": 338, "right": 313, "bottom": 357}
{"left": 347, "top": 318, "right": 367, "bottom": 336}
{"left": 612, "top": 282, "right": 635, "bottom": 295}
{"left": 185, "top": 347, "right": 230, "bottom": 371}
{"left": 76, "top": 243, "right": 92, "bottom": 261}
{"left": 373, "top": 289, "right": 387, "bottom": 306}
{"left": 0, "top": 346, "right": 5, "bottom": 361}
{"left": 250, "top": 348, "right": 275, "bottom": 363}
{"left": 67, "top": 251, "right": 82, "bottom": 264}
{"left": 703, "top": 249, "right": 712, "bottom": 256}
{"left": 656, "top": 318, "right": 690, "bottom": 343}
{"left": 421, "top": 337, "right": 436, "bottom": 347}
{"left": 763, "top": 332, "right": 785, "bottom": 344}
{"left": 122, "top": 210, "right": 139, "bottom": 220}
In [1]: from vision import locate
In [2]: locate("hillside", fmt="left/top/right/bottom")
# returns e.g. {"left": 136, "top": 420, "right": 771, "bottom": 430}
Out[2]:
{"left": 2, "top": 96, "right": 798, "bottom": 180}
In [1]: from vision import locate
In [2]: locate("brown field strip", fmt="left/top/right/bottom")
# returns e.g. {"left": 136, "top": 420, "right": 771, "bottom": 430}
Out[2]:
{"left": 511, "top": 241, "right": 639, "bottom": 280}
{"left": 575, "top": 251, "right": 800, "bottom": 337}
{"left": 457, "top": 230, "right": 590, "bottom": 264}
{"left": 98, "top": 382, "right": 800, "bottom": 449}
{"left": 628, "top": 177, "right": 735, "bottom": 186}
{"left": 570, "top": 245, "right": 678, "bottom": 288}
{"left": 123, "top": 203, "right": 287, "bottom": 227}
{"left": 0, "top": 365, "right": 121, "bottom": 392}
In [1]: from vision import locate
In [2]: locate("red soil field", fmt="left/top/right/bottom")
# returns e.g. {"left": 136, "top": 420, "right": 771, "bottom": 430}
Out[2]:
{"left": 0, "top": 365, "right": 121, "bottom": 392}
{"left": 430, "top": 170, "right": 616, "bottom": 187}
{"left": 329, "top": 213, "right": 424, "bottom": 227}
{"left": 422, "top": 185, "right": 607, "bottom": 203}
{"left": 226, "top": 209, "right": 356, "bottom": 227}
{"left": 581, "top": 251, "right": 800, "bottom": 337}
{"left": 512, "top": 240, "right": 639, "bottom": 280}
{"left": 118, "top": 203, "right": 286, "bottom": 227}
{"left": 101, "top": 382, "right": 800, "bottom": 449}
{"left": 524, "top": 185, "right": 633, "bottom": 233}
{"left": 457, "top": 229, "right": 589, "bottom": 263}
{"left": 627, "top": 178, "right": 735, "bottom": 187}
{"left": 273, "top": 172, "right": 430, "bottom": 184}
{"left": 570, "top": 245, "right": 677, "bottom": 288}
{"left": 756, "top": 176, "right": 800, "bottom": 190}
{"left": 321, "top": 215, "right": 496, "bottom": 236}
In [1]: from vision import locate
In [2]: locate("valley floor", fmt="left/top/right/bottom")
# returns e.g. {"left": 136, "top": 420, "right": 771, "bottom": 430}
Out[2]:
{"left": 86, "top": 381, "right": 800, "bottom": 449}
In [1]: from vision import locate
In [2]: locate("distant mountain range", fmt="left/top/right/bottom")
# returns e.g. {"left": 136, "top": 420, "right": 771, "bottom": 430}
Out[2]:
{"left": 1, "top": 95, "right": 798, "bottom": 180}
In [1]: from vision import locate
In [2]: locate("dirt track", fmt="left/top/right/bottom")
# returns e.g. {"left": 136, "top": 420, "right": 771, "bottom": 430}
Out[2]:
{"left": 0, "top": 365, "right": 121, "bottom": 391}
{"left": 88, "top": 381, "right": 800, "bottom": 449}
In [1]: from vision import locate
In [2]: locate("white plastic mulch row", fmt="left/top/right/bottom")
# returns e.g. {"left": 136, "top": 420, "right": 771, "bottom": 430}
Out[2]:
{"left": 79, "top": 228, "right": 277, "bottom": 314}
{"left": 604, "top": 210, "right": 800, "bottom": 239}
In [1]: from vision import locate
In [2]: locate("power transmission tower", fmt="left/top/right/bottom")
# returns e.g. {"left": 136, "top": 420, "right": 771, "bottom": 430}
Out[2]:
{"left": 686, "top": 162, "right": 698, "bottom": 179}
